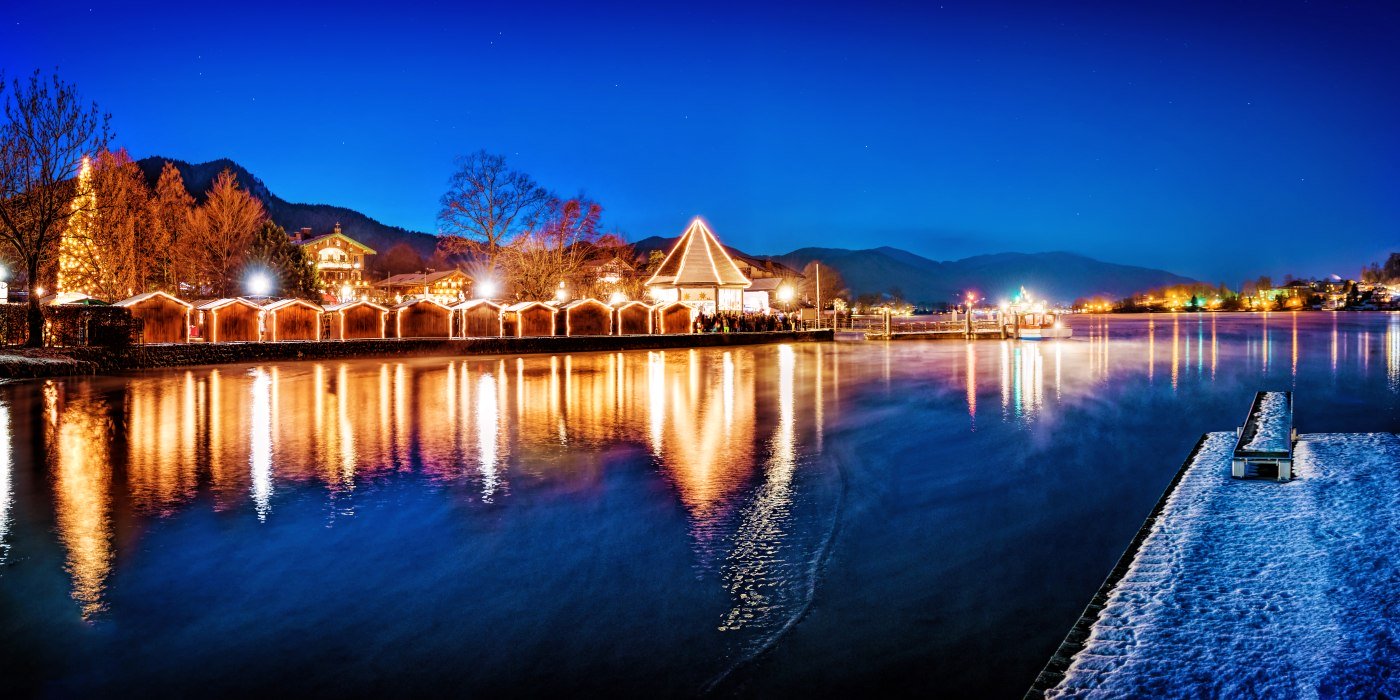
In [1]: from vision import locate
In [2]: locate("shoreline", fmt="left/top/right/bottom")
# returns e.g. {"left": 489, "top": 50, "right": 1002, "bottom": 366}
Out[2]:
{"left": 1023, "top": 433, "right": 1209, "bottom": 699}
{"left": 0, "top": 329, "right": 834, "bottom": 380}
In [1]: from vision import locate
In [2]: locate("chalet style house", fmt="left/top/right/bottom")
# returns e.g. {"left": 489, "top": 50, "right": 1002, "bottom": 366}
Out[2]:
{"left": 292, "top": 225, "right": 377, "bottom": 302}
{"left": 374, "top": 269, "right": 473, "bottom": 305}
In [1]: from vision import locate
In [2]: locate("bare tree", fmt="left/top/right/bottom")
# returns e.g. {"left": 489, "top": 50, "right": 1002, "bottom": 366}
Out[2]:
{"left": 437, "top": 150, "right": 550, "bottom": 276}
{"left": 502, "top": 197, "right": 603, "bottom": 300}
{"left": 0, "top": 71, "right": 111, "bottom": 346}
{"left": 147, "top": 161, "right": 192, "bottom": 292}
{"left": 183, "top": 169, "right": 266, "bottom": 296}
{"left": 799, "top": 260, "right": 847, "bottom": 307}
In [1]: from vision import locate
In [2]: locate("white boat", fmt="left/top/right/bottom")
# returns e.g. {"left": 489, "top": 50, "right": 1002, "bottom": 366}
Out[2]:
{"left": 1002, "top": 290, "right": 1072, "bottom": 339}
{"left": 1014, "top": 317, "right": 1072, "bottom": 340}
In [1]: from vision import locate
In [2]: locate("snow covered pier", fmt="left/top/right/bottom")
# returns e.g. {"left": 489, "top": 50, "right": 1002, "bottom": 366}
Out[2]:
{"left": 1029, "top": 431, "right": 1400, "bottom": 698}
{"left": 1232, "top": 391, "right": 1297, "bottom": 481}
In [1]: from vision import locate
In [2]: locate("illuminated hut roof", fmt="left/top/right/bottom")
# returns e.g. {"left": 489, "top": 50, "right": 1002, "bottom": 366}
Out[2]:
{"left": 325, "top": 299, "right": 388, "bottom": 313}
{"left": 114, "top": 291, "right": 192, "bottom": 309}
{"left": 645, "top": 218, "right": 751, "bottom": 289}
{"left": 450, "top": 298, "right": 504, "bottom": 312}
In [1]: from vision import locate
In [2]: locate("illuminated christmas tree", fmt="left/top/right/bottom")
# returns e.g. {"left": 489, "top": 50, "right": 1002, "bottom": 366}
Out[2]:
{"left": 55, "top": 156, "right": 98, "bottom": 300}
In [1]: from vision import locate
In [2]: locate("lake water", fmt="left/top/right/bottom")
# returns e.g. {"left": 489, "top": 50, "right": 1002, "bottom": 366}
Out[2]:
{"left": 1, "top": 313, "right": 1397, "bottom": 697}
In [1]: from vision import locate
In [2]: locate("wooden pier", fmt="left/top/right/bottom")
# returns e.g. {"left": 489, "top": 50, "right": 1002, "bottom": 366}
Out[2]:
{"left": 857, "top": 313, "right": 1009, "bottom": 340}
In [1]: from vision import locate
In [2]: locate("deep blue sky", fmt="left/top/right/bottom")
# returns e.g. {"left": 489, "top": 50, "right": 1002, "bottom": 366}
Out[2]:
{"left": 5, "top": 1, "right": 1397, "bottom": 282}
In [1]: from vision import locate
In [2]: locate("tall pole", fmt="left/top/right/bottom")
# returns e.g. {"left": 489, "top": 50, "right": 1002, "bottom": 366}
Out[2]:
{"left": 815, "top": 263, "right": 822, "bottom": 329}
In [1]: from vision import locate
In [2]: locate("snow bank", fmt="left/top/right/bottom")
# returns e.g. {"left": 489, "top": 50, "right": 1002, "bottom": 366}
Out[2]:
{"left": 1047, "top": 431, "right": 1400, "bottom": 698}
{"left": 1242, "top": 391, "right": 1290, "bottom": 452}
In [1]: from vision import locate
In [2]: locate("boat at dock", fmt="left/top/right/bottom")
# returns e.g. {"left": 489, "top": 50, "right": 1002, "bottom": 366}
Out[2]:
{"left": 1002, "top": 293, "right": 1072, "bottom": 340}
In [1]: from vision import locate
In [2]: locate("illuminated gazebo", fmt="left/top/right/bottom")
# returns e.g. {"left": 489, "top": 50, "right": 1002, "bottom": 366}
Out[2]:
{"left": 645, "top": 218, "right": 751, "bottom": 313}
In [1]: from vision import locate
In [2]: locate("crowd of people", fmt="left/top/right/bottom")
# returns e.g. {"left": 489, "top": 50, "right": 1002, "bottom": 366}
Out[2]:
{"left": 693, "top": 310, "right": 800, "bottom": 333}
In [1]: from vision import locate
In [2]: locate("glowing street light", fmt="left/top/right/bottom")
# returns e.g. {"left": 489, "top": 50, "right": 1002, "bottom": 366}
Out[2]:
{"left": 476, "top": 279, "right": 496, "bottom": 299}
{"left": 608, "top": 291, "right": 627, "bottom": 305}
{"left": 247, "top": 273, "right": 272, "bottom": 297}
{"left": 776, "top": 285, "right": 795, "bottom": 305}
{"left": 555, "top": 282, "right": 568, "bottom": 303}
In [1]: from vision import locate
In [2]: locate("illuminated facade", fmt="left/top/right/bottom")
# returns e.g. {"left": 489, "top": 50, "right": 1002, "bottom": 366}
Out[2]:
{"left": 293, "top": 225, "right": 377, "bottom": 302}
{"left": 645, "top": 218, "right": 751, "bottom": 313}
{"left": 375, "top": 269, "right": 473, "bottom": 305}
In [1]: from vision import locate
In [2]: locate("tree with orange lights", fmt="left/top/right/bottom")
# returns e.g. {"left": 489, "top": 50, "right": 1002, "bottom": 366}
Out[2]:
{"left": 183, "top": 169, "right": 267, "bottom": 296}
{"left": 147, "top": 161, "right": 193, "bottom": 293}
{"left": 502, "top": 196, "right": 603, "bottom": 300}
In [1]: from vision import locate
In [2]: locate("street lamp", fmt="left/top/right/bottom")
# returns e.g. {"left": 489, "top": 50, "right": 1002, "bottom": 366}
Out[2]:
{"left": 555, "top": 281, "right": 568, "bottom": 303}
{"left": 248, "top": 273, "right": 272, "bottom": 297}
{"left": 776, "top": 285, "right": 795, "bottom": 308}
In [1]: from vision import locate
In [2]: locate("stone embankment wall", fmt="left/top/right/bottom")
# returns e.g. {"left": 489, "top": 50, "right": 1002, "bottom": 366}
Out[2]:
{"left": 0, "top": 330, "right": 834, "bottom": 380}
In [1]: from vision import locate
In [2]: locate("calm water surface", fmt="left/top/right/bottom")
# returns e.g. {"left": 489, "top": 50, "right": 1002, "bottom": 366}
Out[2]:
{"left": 1, "top": 313, "right": 1397, "bottom": 697}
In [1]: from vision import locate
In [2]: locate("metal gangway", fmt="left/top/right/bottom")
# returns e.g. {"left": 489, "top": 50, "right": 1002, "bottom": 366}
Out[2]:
{"left": 1231, "top": 391, "right": 1297, "bottom": 481}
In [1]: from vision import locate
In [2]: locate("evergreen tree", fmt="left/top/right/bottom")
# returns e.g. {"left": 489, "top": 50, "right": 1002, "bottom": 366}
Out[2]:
{"left": 246, "top": 221, "right": 319, "bottom": 299}
{"left": 148, "top": 161, "right": 193, "bottom": 293}
{"left": 184, "top": 169, "right": 266, "bottom": 296}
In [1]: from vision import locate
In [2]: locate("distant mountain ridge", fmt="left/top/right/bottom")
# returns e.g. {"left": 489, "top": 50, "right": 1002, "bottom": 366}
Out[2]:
{"left": 135, "top": 157, "right": 440, "bottom": 263}
{"left": 140, "top": 157, "right": 1194, "bottom": 302}
{"left": 635, "top": 237, "right": 1196, "bottom": 303}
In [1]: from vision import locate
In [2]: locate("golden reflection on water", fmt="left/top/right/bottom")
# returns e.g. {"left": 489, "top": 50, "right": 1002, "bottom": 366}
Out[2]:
{"left": 1171, "top": 314, "right": 1180, "bottom": 391}
{"left": 46, "top": 383, "right": 114, "bottom": 620}
{"left": 965, "top": 342, "right": 977, "bottom": 424}
{"left": 25, "top": 347, "right": 840, "bottom": 621}
{"left": 719, "top": 344, "right": 796, "bottom": 632}
{"left": 1292, "top": 312, "right": 1299, "bottom": 379}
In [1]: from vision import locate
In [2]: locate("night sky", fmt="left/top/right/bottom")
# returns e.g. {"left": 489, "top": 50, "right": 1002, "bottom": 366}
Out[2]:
{"left": 5, "top": 1, "right": 1397, "bottom": 282}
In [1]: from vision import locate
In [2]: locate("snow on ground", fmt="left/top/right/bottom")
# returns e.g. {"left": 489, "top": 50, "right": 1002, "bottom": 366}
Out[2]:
{"left": 1242, "top": 391, "right": 1291, "bottom": 452}
{"left": 1047, "top": 431, "right": 1400, "bottom": 698}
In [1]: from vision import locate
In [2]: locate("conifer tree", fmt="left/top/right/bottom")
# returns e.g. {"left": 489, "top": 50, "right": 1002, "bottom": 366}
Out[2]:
{"left": 148, "top": 161, "right": 193, "bottom": 293}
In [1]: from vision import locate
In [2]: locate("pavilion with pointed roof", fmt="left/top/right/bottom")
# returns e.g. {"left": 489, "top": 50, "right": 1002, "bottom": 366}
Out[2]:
{"left": 645, "top": 218, "right": 751, "bottom": 313}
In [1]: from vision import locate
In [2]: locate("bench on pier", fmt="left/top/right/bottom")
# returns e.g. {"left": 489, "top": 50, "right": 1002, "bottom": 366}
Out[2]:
{"left": 1231, "top": 391, "right": 1297, "bottom": 481}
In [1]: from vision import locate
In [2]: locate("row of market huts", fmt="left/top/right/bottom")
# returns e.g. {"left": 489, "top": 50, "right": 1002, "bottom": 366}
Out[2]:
{"left": 115, "top": 292, "right": 701, "bottom": 344}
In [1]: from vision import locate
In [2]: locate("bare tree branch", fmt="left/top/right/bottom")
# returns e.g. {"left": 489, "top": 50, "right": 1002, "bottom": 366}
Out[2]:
{"left": 0, "top": 70, "right": 111, "bottom": 346}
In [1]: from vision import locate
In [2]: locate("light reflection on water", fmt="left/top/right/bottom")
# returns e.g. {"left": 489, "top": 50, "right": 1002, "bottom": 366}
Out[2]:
{"left": 0, "top": 313, "right": 1397, "bottom": 697}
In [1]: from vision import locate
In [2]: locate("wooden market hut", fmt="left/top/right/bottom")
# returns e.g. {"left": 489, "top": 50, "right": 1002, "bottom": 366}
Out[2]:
{"left": 325, "top": 300, "right": 388, "bottom": 340}
{"left": 643, "top": 217, "right": 751, "bottom": 313}
{"left": 452, "top": 299, "right": 505, "bottom": 338}
{"left": 392, "top": 298, "right": 452, "bottom": 338}
{"left": 504, "top": 301, "right": 557, "bottom": 337}
{"left": 114, "top": 291, "right": 192, "bottom": 344}
{"left": 195, "top": 298, "right": 263, "bottom": 343}
{"left": 655, "top": 300, "right": 695, "bottom": 335}
{"left": 560, "top": 298, "right": 612, "bottom": 336}
{"left": 613, "top": 300, "right": 653, "bottom": 335}
{"left": 262, "top": 298, "right": 323, "bottom": 342}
